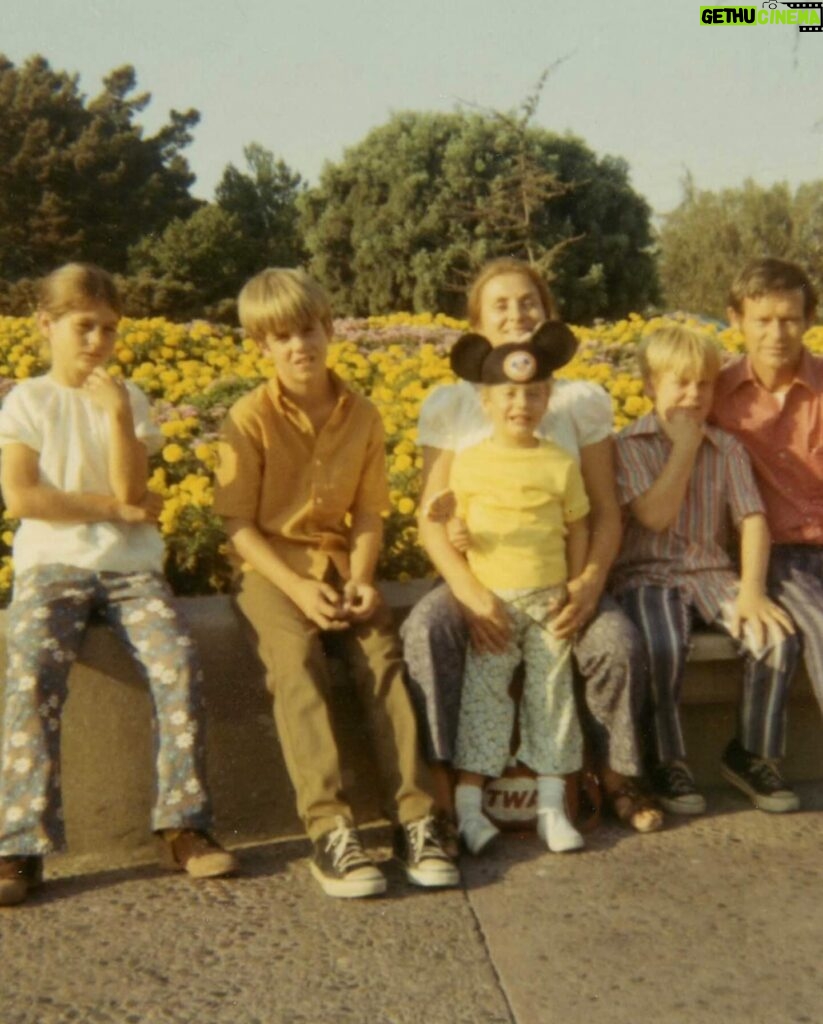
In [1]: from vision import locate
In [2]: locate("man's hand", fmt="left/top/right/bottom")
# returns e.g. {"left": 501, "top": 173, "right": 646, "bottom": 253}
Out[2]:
{"left": 340, "top": 580, "right": 380, "bottom": 623}
{"left": 551, "top": 572, "right": 602, "bottom": 639}
{"left": 454, "top": 577, "right": 511, "bottom": 654}
{"left": 729, "top": 591, "right": 795, "bottom": 650}
{"left": 291, "top": 579, "right": 349, "bottom": 631}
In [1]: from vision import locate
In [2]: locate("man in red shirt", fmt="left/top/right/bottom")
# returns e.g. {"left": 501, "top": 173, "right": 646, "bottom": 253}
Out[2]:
{"left": 712, "top": 257, "right": 821, "bottom": 806}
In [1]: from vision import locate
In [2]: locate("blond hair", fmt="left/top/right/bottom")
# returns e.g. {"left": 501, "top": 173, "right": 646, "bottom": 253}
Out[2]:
{"left": 466, "top": 259, "right": 558, "bottom": 328}
{"left": 38, "top": 263, "right": 122, "bottom": 318}
{"left": 238, "top": 268, "right": 333, "bottom": 342}
{"left": 638, "top": 324, "right": 722, "bottom": 384}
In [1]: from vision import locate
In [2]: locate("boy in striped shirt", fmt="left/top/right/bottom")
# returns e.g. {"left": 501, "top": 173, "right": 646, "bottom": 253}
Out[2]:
{"left": 610, "top": 325, "right": 800, "bottom": 816}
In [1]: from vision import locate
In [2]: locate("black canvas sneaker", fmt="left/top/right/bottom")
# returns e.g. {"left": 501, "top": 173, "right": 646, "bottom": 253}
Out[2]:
{"left": 394, "top": 815, "right": 460, "bottom": 887}
{"left": 721, "top": 738, "right": 800, "bottom": 813}
{"left": 651, "top": 760, "right": 706, "bottom": 815}
{"left": 310, "top": 818, "right": 387, "bottom": 898}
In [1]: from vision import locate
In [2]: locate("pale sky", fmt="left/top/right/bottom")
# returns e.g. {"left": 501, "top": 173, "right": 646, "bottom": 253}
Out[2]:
{"left": 3, "top": 0, "right": 822, "bottom": 217}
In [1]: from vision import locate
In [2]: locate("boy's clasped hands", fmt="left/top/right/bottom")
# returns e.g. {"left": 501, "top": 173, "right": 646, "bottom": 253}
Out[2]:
{"left": 290, "top": 577, "right": 380, "bottom": 631}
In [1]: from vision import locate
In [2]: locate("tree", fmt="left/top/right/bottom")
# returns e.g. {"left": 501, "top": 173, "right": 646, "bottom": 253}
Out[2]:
{"left": 126, "top": 204, "right": 246, "bottom": 321}
{"left": 125, "top": 145, "right": 308, "bottom": 321}
{"left": 298, "top": 110, "right": 657, "bottom": 322}
{"left": 0, "top": 55, "right": 199, "bottom": 283}
{"left": 452, "top": 67, "right": 577, "bottom": 281}
{"left": 657, "top": 177, "right": 823, "bottom": 318}
{"left": 215, "top": 144, "right": 307, "bottom": 275}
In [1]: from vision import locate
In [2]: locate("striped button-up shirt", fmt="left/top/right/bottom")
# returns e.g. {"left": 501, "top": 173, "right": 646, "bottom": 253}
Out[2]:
{"left": 610, "top": 414, "right": 765, "bottom": 621}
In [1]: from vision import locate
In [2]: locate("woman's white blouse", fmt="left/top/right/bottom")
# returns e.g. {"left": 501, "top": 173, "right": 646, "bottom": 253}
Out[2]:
{"left": 417, "top": 378, "right": 613, "bottom": 463}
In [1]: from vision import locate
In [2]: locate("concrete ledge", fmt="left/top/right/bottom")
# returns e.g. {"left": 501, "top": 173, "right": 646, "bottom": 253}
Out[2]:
{"left": 1, "top": 582, "right": 820, "bottom": 856}
{"left": 0, "top": 583, "right": 433, "bottom": 856}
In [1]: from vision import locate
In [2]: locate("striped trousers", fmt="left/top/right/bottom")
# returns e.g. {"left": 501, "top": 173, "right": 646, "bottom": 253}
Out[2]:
{"left": 769, "top": 544, "right": 823, "bottom": 716}
{"left": 619, "top": 585, "right": 800, "bottom": 764}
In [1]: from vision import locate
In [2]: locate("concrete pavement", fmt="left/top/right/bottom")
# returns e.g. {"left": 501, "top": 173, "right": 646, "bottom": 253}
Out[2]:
{"left": 2, "top": 782, "right": 822, "bottom": 1024}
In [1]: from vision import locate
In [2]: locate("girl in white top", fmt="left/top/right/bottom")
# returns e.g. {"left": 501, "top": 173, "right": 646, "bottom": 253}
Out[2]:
{"left": 0, "top": 264, "right": 236, "bottom": 908}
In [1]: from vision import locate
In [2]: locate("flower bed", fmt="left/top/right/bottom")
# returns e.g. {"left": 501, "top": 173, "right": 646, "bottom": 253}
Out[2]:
{"left": 1, "top": 310, "right": 821, "bottom": 605}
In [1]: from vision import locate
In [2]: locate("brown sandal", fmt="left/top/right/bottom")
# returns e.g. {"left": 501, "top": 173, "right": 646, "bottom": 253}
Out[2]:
{"left": 606, "top": 781, "right": 664, "bottom": 834}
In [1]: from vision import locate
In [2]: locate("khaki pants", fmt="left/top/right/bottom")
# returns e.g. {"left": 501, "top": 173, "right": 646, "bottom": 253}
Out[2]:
{"left": 234, "top": 571, "right": 433, "bottom": 840}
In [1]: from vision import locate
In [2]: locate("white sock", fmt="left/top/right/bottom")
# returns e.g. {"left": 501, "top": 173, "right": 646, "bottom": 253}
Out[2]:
{"left": 536, "top": 775, "right": 584, "bottom": 853}
{"left": 455, "top": 784, "right": 499, "bottom": 855}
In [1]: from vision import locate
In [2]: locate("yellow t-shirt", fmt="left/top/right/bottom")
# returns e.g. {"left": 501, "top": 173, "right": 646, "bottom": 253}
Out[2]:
{"left": 450, "top": 439, "right": 590, "bottom": 590}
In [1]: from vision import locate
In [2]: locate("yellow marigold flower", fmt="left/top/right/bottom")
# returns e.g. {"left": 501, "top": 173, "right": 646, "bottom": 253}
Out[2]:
{"left": 162, "top": 443, "right": 185, "bottom": 464}
{"left": 195, "top": 443, "right": 216, "bottom": 465}
{"left": 624, "top": 395, "right": 652, "bottom": 418}
{"left": 397, "top": 497, "right": 415, "bottom": 515}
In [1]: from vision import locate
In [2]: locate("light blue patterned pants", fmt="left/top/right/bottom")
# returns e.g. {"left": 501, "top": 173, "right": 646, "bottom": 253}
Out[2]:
{"left": 0, "top": 566, "right": 212, "bottom": 856}
{"left": 454, "top": 587, "right": 583, "bottom": 778}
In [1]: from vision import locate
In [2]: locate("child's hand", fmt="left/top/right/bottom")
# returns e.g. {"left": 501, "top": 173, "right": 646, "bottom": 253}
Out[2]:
{"left": 424, "top": 488, "right": 457, "bottom": 522}
{"left": 83, "top": 368, "right": 130, "bottom": 414}
{"left": 340, "top": 580, "right": 380, "bottom": 622}
{"left": 454, "top": 577, "right": 511, "bottom": 654}
{"left": 446, "top": 516, "right": 470, "bottom": 553}
{"left": 551, "top": 573, "right": 600, "bottom": 638}
{"left": 116, "top": 491, "right": 164, "bottom": 525}
{"left": 664, "top": 409, "right": 704, "bottom": 450}
{"left": 730, "top": 591, "right": 795, "bottom": 650}
{"left": 291, "top": 579, "right": 349, "bottom": 631}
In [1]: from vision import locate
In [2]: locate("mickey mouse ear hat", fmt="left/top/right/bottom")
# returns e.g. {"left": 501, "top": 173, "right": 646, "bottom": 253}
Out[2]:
{"left": 449, "top": 321, "right": 578, "bottom": 384}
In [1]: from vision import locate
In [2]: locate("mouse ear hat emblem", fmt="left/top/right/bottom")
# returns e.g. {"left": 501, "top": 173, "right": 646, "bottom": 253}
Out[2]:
{"left": 450, "top": 321, "right": 578, "bottom": 384}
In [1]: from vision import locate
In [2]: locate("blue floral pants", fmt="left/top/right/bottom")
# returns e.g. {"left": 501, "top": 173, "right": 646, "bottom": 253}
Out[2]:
{"left": 0, "top": 566, "right": 212, "bottom": 856}
{"left": 454, "top": 587, "right": 583, "bottom": 778}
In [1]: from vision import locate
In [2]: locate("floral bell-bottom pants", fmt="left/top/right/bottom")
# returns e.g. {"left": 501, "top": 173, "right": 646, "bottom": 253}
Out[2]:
{"left": 0, "top": 565, "right": 212, "bottom": 856}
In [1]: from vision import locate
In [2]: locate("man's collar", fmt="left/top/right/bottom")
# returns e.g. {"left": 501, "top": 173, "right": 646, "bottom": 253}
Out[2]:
{"left": 725, "top": 348, "right": 820, "bottom": 393}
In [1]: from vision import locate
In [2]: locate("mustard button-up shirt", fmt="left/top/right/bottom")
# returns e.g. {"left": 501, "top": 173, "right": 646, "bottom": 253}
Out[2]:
{"left": 213, "top": 372, "right": 390, "bottom": 581}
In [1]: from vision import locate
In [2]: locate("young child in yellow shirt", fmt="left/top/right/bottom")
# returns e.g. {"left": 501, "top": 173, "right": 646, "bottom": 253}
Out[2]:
{"left": 432, "top": 323, "right": 590, "bottom": 854}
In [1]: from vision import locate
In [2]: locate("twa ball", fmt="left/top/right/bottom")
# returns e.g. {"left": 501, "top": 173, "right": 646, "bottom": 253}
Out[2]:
{"left": 482, "top": 764, "right": 537, "bottom": 831}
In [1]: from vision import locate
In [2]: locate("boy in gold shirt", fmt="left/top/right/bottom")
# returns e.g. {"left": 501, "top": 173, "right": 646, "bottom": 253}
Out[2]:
{"left": 214, "top": 268, "right": 458, "bottom": 898}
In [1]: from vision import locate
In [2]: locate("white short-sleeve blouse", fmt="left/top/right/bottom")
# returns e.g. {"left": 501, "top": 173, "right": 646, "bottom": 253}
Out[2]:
{"left": 0, "top": 375, "right": 165, "bottom": 575}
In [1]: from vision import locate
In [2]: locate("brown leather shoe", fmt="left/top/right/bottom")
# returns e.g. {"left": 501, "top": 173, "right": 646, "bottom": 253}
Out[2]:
{"left": 0, "top": 855, "right": 43, "bottom": 907}
{"left": 159, "top": 830, "right": 238, "bottom": 879}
